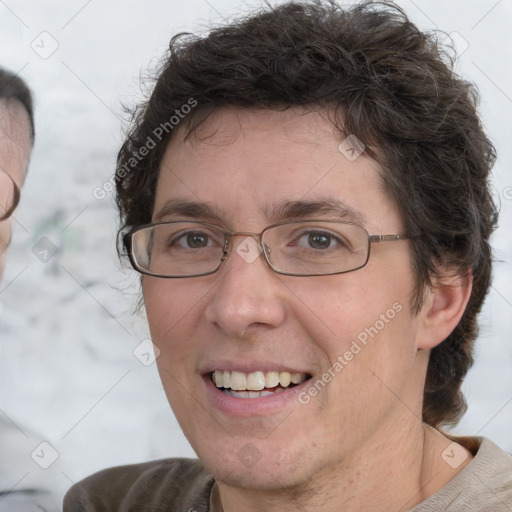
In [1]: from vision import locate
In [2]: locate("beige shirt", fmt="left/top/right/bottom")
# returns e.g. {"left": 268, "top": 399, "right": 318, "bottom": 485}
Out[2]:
{"left": 410, "top": 438, "right": 512, "bottom": 511}
{"left": 64, "top": 437, "right": 512, "bottom": 511}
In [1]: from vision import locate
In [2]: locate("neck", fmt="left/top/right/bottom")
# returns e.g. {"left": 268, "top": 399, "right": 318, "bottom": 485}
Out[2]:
{"left": 214, "top": 421, "right": 472, "bottom": 512}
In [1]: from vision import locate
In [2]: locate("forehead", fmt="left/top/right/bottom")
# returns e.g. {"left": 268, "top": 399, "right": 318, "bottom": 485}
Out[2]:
{"left": 155, "top": 108, "right": 401, "bottom": 232}
{"left": 0, "top": 99, "right": 32, "bottom": 186}
{"left": 178, "top": 107, "right": 344, "bottom": 167}
{"left": 0, "top": 99, "right": 31, "bottom": 141}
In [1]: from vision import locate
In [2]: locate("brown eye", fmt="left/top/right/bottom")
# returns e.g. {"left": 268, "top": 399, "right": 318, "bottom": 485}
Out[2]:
{"left": 185, "top": 232, "right": 209, "bottom": 248}
{"left": 307, "top": 232, "right": 332, "bottom": 250}
{"left": 294, "top": 230, "right": 346, "bottom": 250}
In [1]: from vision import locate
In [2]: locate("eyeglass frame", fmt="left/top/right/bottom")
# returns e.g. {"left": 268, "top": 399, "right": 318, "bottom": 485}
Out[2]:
{"left": 123, "top": 219, "right": 419, "bottom": 279}
{"left": 0, "top": 168, "right": 21, "bottom": 221}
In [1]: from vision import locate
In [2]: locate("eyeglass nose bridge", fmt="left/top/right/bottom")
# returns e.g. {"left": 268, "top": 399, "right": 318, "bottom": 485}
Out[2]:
{"left": 220, "top": 230, "right": 270, "bottom": 264}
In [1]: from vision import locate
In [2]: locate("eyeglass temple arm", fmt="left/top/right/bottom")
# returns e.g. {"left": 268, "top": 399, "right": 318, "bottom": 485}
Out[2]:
{"left": 369, "top": 234, "right": 419, "bottom": 243}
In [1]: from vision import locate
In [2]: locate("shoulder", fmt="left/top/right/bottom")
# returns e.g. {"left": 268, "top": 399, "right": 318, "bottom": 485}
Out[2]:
{"left": 63, "top": 458, "right": 213, "bottom": 512}
{"left": 413, "top": 437, "right": 512, "bottom": 512}
{"left": 0, "top": 418, "right": 60, "bottom": 511}
{"left": 467, "top": 437, "right": 512, "bottom": 490}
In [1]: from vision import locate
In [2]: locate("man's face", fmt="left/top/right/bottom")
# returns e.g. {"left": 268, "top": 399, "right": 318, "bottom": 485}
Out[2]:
{"left": 0, "top": 99, "right": 31, "bottom": 278}
{"left": 143, "top": 108, "right": 429, "bottom": 489}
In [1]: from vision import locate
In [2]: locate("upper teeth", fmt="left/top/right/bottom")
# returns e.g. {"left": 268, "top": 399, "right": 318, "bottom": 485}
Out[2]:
{"left": 212, "top": 370, "right": 307, "bottom": 391}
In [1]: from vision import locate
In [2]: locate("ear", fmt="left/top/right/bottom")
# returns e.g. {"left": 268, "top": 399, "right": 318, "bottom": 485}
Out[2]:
{"left": 417, "top": 270, "right": 472, "bottom": 351}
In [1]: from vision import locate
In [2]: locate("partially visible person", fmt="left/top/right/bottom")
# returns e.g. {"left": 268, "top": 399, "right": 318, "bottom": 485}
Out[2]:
{"left": 0, "top": 67, "right": 59, "bottom": 511}
{"left": 0, "top": 68, "right": 33, "bottom": 277}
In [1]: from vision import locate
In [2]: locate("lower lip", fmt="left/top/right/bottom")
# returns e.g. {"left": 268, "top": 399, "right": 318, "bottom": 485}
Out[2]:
{"left": 203, "top": 375, "right": 310, "bottom": 417}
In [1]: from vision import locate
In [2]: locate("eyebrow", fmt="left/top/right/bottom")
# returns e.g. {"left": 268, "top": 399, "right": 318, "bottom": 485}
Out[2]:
{"left": 153, "top": 198, "right": 367, "bottom": 225}
{"left": 153, "top": 199, "right": 225, "bottom": 222}
{"left": 264, "top": 199, "right": 367, "bottom": 225}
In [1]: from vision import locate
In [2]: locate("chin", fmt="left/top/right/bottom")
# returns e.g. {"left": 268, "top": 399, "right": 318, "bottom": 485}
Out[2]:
{"left": 207, "top": 461, "right": 302, "bottom": 490}
{"left": 196, "top": 441, "right": 312, "bottom": 491}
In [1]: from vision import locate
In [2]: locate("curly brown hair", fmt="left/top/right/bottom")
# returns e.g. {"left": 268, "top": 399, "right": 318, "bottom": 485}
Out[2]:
{"left": 116, "top": 0, "right": 498, "bottom": 427}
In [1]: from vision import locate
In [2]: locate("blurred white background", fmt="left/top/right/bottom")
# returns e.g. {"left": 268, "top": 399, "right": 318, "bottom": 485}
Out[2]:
{"left": 0, "top": 0, "right": 511, "bottom": 505}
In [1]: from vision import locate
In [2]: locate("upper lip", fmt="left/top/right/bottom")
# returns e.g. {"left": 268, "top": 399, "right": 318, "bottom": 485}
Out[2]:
{"left": 200, "top": 360, "right": 312, "bottom": 376}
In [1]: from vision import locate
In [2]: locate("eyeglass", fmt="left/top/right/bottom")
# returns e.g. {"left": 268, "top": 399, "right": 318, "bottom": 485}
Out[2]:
{"left": 0, "top": 168, "right": 20, "bottom": 221}
{"left": 123, "top": 220, "right": 417, "bottom": 278}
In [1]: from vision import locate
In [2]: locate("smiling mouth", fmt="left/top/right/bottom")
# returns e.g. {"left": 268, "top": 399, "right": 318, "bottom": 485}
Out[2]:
{"left": 211, "top": 370, "right": 311, "bottom": 399}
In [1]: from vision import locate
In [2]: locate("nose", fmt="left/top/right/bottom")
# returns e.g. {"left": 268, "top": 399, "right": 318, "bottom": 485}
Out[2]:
{"left": 204, "top": 236, "right": 286, "bottom": 338}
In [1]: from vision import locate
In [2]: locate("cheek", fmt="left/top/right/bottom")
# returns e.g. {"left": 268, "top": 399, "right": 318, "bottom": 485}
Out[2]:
{"left": 143, "top": 279, "right": 204, "bottom": 337}
{"left": 284, "top": 267, "right": 417, "bottom": 385}
{"left": 144, "top": 280, "right": 201, "bottom": 414}
{"left": 0, "top": 222, "right": 12, "bottom": 278}
{"left": 284, "top": 271, "right": 408, "bottom": 336}
{"left": 0, "top": 221, "right": 11, "bottom": 248}
{"left": 143, "top": 278, "right": 213, "bottom": 382}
